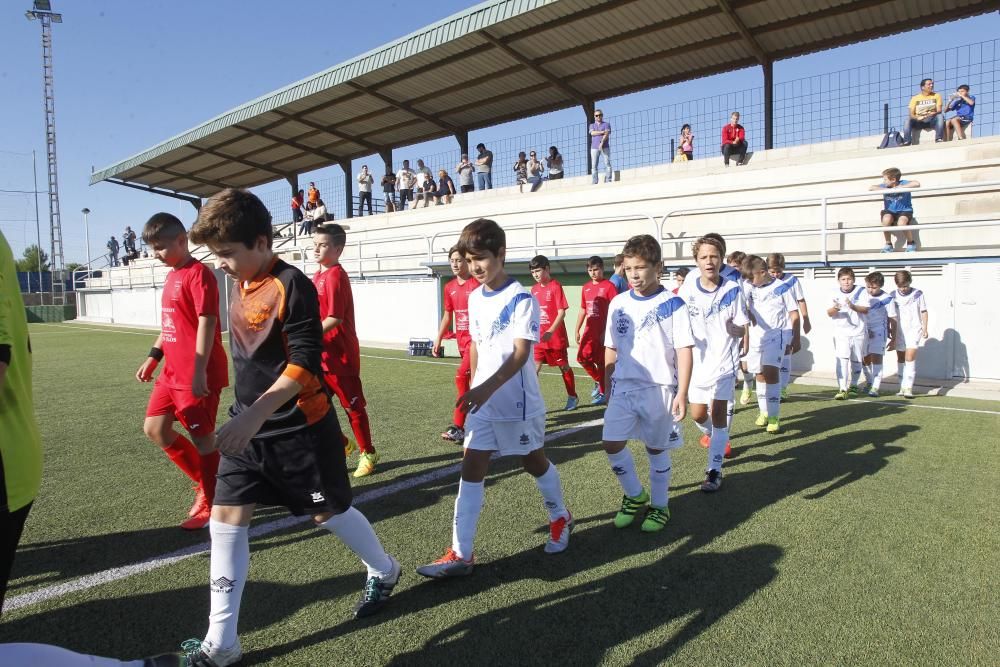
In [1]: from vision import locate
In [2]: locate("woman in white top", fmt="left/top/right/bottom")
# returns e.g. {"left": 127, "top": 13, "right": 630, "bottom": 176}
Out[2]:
{"left": 545, "top": 146, "right": 564, "bottom": 179}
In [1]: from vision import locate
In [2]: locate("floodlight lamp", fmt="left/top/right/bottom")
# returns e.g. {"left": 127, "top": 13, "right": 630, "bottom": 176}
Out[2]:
{"left": 81, "top": 208, "right": 90, "bottom": 214}
{"left": 26, "top": 10, "right": 38, "bottom": 20}
{"left": 34, "top": 0, "right": 52, "bottom": 11}
{"left": 51, "top": 13, "right": 62, "bottom": 23}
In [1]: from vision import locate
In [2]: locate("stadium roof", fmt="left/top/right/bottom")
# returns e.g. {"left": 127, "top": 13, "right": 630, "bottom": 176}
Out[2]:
{"left": 91, "top": 0, "right": 1000, "bottom": 202}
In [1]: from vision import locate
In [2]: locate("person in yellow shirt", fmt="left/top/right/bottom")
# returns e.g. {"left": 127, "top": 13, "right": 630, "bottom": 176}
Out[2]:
{"left": 903, "top": 78, "right": 944, "bottom": 144}
{"left": 0, "top": 230, "right": 43, "bottom": 614}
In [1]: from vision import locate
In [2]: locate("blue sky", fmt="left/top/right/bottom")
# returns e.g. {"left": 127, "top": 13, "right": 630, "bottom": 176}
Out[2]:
{"left": 1, "top": 1, "right": 998, "bottom": 264}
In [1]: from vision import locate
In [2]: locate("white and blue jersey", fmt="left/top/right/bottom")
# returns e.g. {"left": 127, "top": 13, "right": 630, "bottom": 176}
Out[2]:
{"left": 747, "top": 278, "right": 798, "bottom": 341}
{"left": 679, "top": 277, "right": 748, "bottom": 387}
{"left": 891, "top": 287, "right": 927, "bottom": 340}
{"left": 865, "top": 290, "right": 897, "bottom": 339}
{"left": 604, "top": 287, "right": 694, "bottom": 391}
{"left": 829, "top": 286, "right": 869, "bottom": 339}
{"left": 467, "top": 278, "right": 544, "bottom": 421}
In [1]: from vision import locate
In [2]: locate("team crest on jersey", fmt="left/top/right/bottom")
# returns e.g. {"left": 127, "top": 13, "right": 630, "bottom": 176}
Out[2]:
{"left": 615, "top": 310, "right": 630, "bottom": 335}
{"left": 245, "top": 301, "right": 272, "bottom": 332}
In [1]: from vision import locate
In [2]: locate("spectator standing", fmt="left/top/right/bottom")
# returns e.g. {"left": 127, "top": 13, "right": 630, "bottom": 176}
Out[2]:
{"left": 475, "top": 143, "right": 493, "bottom": 190}
{"left": 870, "top": 167, "right": 920, "bottom": 253}
{"left": 721, "top": 112, "right": 747, "bottom": 166}
{"left": 107, "top": 235, "right": 120, "bottom": 266}
{"left": 545, "top": 146, "right": 564, "bottom": 180}
{"left": 291, "top": 189, "right": 304, "bottom": 223}
{"left": 589, "top": 109, "right": 612, "bottom": 184}
{"left": 123, "top": 226, "right": 137, "bottom": 255}
{"left": 357, "top": 165, "right": 374, "bottom": 216}
{"left": 396, "top": 160, "right": 416, "bottom": 210}
{"left": 307, "top": 181, "right": 320, "bottom": 204}
{"left": 434, "top": 169, "right": 456, "bottom": 204}
{"left": 415, "top": 159, "right": 433, "bottom": 207}
{"left": 455, "top": 154, "right": 475, "bottom": 193}
{"left": 680, "top": 124, "right": 694, "bottom": 161}
{"left": 945, "top": 84, "right": 975, "bottom": 141}
{"left": 527, "top": 151, "right": 544, "bottom": 192}
{"left": 381, "top": 172, "right": 397, "bottom": 212}
{"left": 513, "top": 152, "right": 528, "bottom": 192}
{"left": 903, "top": 78, "right": 944, "bottom": 144}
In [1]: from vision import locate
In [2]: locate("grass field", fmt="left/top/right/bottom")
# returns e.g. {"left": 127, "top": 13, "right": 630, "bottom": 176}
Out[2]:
{"left": 2, "top": 322, "right": 998, "bottom": 665}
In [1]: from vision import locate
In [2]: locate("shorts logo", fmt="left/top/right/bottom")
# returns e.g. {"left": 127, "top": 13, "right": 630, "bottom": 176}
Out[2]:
{"left": 530, "top": 321, "right": 540, "bottom": 335}
{"left": 519, "top": 433, "right": 530, "bottom": 445}
{"left": 668, "top": 431, "right": 679, "bottom": 442}
{"left": 310, "top": 491, "right": 326, "bottom": 503}
{"left": 210, "top": 576, "right": 236, "bottom": 593}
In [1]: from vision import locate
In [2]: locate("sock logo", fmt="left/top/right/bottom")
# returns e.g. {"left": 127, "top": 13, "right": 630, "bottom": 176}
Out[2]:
{"left": 210, "top": 576, "right": 236, "bottom": 593}
{"left": 654, "top": 468, "right": 670, "bottom": 473}
{"left": 310, "top": 491, "right": 326, "bottom": 503}
{"left": 611, "top": 465, "right": 626, "bottom": 476}
{"left": 544, "top": 500, "right": 557, "bottom": 509}
{"left": 768, "top": 397, "right": 780, "bottom": 403}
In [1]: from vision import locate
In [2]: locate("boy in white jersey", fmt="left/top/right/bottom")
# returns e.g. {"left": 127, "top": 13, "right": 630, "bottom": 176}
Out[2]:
{"left": 601, "top": 234, "right": 693, "bottom": 531}
{"left": 767, "top": 253, "right": 811, "bottom": 399}
{"left": 743, "top": 255, "right": 799, "bottom": 433}
{"left": 679, "top": 236, "right": 747, "bottom": 493}
{"left": 859, "top": 272, "right": 897, "bottom": 397}
{"left": 888, "top": 270, "right": 929, "bottom": 398}
{"left": 417, "top": 219, "right": 572, "bottom": 578}
{"left": 827, "top": 267, "right": 870, "bottom": 399}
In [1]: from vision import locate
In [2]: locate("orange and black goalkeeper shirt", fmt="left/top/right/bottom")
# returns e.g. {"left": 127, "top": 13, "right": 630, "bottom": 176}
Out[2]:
{"left": 228, "top": 258, "right": 330, "bottom": 438}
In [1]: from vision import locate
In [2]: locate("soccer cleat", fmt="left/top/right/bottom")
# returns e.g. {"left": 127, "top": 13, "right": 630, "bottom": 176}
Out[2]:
{"left": 781, "top": 387, "right": 789, "bottom": 401}
{"left": 180, "top": 507, "right": 211, "bottom": 531}
{"left": 867, "top": 389, "right": 880, "bottom": 398}
{"left": 847, "top": 385, "right": 859, "bottom": 398}
{"left": 592, "top": 392, "right": 607, "bottom": 406}
{"left": 353, "top": 451, "right": 379, "bottom": 478}
{"left": 901, "top": 387, "right": 914, "bottom": 399}
{"left": 614, "top": 488, "right": 649, "bottom": 528}
{"left": 766, "top": 417, "right": 781, "bottom": 434}
{"left": 354, "top": 555, "right": 401, "bottom": 618}
{"left": 544, "top": 512, "right": 573, "bottom": 554}
{"left": 441, "top": 425, "right": 465, "bottom": 443}
{"left": 834, "top": 390, "right": 848, "bottom": 400}
{"left": 564, "top": 396, "right": 579, "bottom": 411}
{"left": 416, "top": 547, "right": 474, "bottom": 578}
{"left": 701, "top": 469, "right": 722, "bottom": 493}
{"left": 174, "top": 637, "right": 243, "bottom": 667}
{"left": 343, "top": 434, "right": 357, "bottom": 458}
{"left": 739, "top": 386, "right": 752, "bottom": 405}
{"left": 188, "top": 484, "right": 209, "bottom": 518}
{"left": 641, "top": 505, "right": 671, "bottom": 532}
{"left": 590, "top": 383, "right": 601, "bottom": 398}
{"left": 724, "top": 441, "right": 732, "bottom": 458}
{"left": 699, "top": 434, "right": 710, "bottom": 448}
{"left": 142, "top": 654, "right": 184, "bottom": 667}
{"left": 880, "top": 244, "right": 894, "bottom": 253}
{"left": 895, "top": 388, "right": 905, "bottom": 397}
{"left": 754, "top": 413, "right": 768, "bottom": 427}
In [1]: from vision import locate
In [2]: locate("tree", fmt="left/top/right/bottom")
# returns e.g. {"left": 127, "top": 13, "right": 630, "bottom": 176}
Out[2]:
{"left": 15, "top": 245, "right": 50, "bottom": 272}
{"left": 65, "top": 262, "right": 83, "bottom": 272}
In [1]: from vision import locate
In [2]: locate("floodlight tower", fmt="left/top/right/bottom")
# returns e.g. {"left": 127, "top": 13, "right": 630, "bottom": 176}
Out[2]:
{"left": 25, "top": 0, "right": 65, "bottom": 304}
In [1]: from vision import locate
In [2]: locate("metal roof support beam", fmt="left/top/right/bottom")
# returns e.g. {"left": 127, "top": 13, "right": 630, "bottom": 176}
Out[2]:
{"left": 583, "top": 100, "right": 595, "bottom": 178}
{"left": 105, "top": 178, "right": 202, "bottom": 210}
{"left": 345, "top": 81, "right": 464, "bottom": 135}
{"left": 339, "top": 161, "right": 354, "bottom": 220}
{"left": 269, "top": 109, "right": 385, "bottom": 155}
{"left": 763, "top": 58, "right": 774, "bottom": 150}
{"left": 479, "top": 30, "right": 589, "bottom": 106}
{"left": 379, "top": 149, "right": 393, "bottom": 178}
{"left": 715, "top": 0, "right": 769, "bottom": 65}
{"left": 454, "top": 130, "right": 469, "bottom": 158}
{"left": 234, "top": 124, "right": 347, "bottom": 167}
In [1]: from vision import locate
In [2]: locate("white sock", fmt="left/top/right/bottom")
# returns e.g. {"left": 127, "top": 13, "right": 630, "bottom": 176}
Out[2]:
{"left": 850, "top": 362, "right": 863, "bottom": 388}
{"left": 836, "top": 358, "right": 850, "bottom": 390}
{"left": 708, "top": 426, "right": 728, "bottom": 472}
{"left": 743, "top": 371, "right": 754, "bottom": 390}
{"left": 206, "top": 520, "right": 249, "bottom": 651}
{"left": 319, "top": 506, "right": 393, "bottom": 578}
{"left": 647, "top": 450, "right": 672, "bottom": 508}
{"left": 765, "top": 381, "right": 781, "bottom": 418}
{"left": 451, "top": 479, "right": 485, "bottom": 560}
{"left": 756, "top": 381, "right": 768, "bottom": 415}
{"left": 0, "top": 644, "right": 143, "bottom": 667}
{"left": 607, "top": 447, "right": 643, "bottom": 498}
{"left": 533, "top": 461, "right": 568, "bottom": 522}
{"left": 863, "top": 363, "right": 874, "bottom": 385}
{"left": 780, "top": 354, "right": 791, "bottom": 389}
{"left": 695, "top": 419, "right": 713, "bottom": 437}
{"left": 872, "top": 363, "right": 883, "bottom": 391}
{"left": 903, "top": 360, "right": 916, "bottom": 388}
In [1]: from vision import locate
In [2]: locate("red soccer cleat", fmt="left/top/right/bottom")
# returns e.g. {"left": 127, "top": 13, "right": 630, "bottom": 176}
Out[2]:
{"left": 181, "top": 507, "right": 211, "bottom": 530}
{"left": 699, "top": 434, "right": 710, "bottom": 448}
{"left": 188, "top": 484, "right": 209, "bottom": 518}
{"left": 724, "top": 441, "right": 733, "bottom": 458}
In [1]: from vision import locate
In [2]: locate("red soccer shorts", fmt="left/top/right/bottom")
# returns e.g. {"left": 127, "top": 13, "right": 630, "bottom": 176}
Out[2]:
{"left": 146, "top": 382, "right": 221, "bottom": 437}
{"left": 534, "top": 346, "right": 569, "bottom": 367}
{"left": 576, "top": 336, "right": 605, "bottom": 366}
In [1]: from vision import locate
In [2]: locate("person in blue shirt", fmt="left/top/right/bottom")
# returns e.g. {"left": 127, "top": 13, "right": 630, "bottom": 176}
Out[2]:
{"left": 870, "top": 167, "right": 921, "bottom": 253}
{"left": 945, "top": 84, "right": 975, "bottom": 141}
{"left": 609, "top": 253, "right": 628, "bottom": 293}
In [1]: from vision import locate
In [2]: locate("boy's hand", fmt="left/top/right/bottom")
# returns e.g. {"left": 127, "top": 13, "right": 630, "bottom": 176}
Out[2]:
{"left": 671, "top": 392, "right": 687, "bottom": 421}
{"left": 541, "top": 331, "right": 553, "bottom": 343}
{"left": 215, "top": 410, "right": 264, "bottom": 456}
{"left": 457, "top": 384, "right": 494, "bottom": 415}
{"left": 575, "top": 329, "right": 582, "bottom": 344}
{"left": 802, "top": 317, "right": 812, "bottom": 334}
{"left": 191, "top": 371, "right": 209, "bottom": 398}
{"left": 136, "top": 358, "right": 158, "bottom": 382}
{"left": 886, "top": 337, "right": 896, "bottom": 351}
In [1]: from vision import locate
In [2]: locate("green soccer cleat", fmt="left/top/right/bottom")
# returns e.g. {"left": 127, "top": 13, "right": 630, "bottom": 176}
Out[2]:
{"left": 641, "top": 505, "right": 671, "bottom": 532}
{"left": 754, "top": 413, "right": 768, "bottom": 427}
{"left": 739, "top": 386, "right": 753, "bottom": 406}
{"left": 766, "top": 417, "right": 781, "bottom": 434}
{"left": 614, "top": 488, "right": 649, "bottom": 528}
{"left": 834, "top": 390, "right": 848, "bottom": 400}
{"left": 354, "top": 451, "right": 379, "bottom": 478}
{"left": 847, "top": 385, "right": 859, "bottom": 398}
{"left": 780, "top": 387, "right": 789, "bottom": 401}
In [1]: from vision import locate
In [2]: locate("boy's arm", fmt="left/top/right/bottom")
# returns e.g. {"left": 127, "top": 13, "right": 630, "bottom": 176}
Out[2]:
{"left": 432, "top": 310, "right": 452, "bottom": 356}
{"left": 798, "top": 299, "right": 811, "bottom": 334}
{"left": 574, "top": 304, "right": 586, "bottom": 344}
{"left": 191, "top": 315, "right": 216, "bottom": 397}
{"left": 458, "top": 337, "right": 529, "bottom": 414}
{"left": 603, "top": 346, "right": 617, "bottom": 404}
{"left": 216, "top": 374, "right": 304, "bottom": 455}
{"left": 672, "top": 346, "right": 692, "bottom": 421}
{"left": 541, "top": 307, "right": 567, "bottom": 342}
{"left": 920, "top": 308, "right": 929, "bottom": 339}
{"left": 901, "top": 180, "right": 921, "bottom": 188}
{"left": 468, "top": 341, "right": 478, "bottom": 385}
{"left": 321, "top": 316, "right": 342, "bottom": 333}
{"left": 136, "top": 332, "right": 164, "bottom": 382}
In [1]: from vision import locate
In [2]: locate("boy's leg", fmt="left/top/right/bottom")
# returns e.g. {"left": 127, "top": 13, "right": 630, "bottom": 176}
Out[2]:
{"left": 144, "top": 413, "right": 201, "bottom": 484}
{"left": 204, "top": 504, "right": 254, "bottom": 656}
{"left": 451, "top": 349, "right": 472, "bottom": 430}
{"left": 325, "top": 373, "right": 375, "bottom": 455}
{"left": 707, "top": 397, "right": 730, "bottom": 474}
{"left": 881, "top": 214, "right": 896, "bottom": 246}
{"left": 522, "top": 448, "right": 569, "bottom": 522}
{"left": 870, "top": 353, "right": 884, "bottom": 392}
{"left": 897, "top": 214, "right": 914, "bottom": 245}
{"left": 1, "top": 502, "right": 32, "bottom": 612}
{"left": 451, "top": 449, "right": 491, "bottom": 561}
{"left": 646, "top": 448, "right": 672, "bottom": 509}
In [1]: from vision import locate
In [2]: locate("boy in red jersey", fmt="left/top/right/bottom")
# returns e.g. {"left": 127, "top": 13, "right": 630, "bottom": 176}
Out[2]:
{"left": 135, "top": 213, "right": 228, "bottom": 530}
{"left": 574, "top": 256, "right": 617, "bottom": 405}
{"left": 530, "top": 254, "right": 578, "bottom": 410}
{"left": 312, "top": 223, "right": 379, "bottom": 478}
{"left": 433, "top": 246, "right": 480, "bottom": 443}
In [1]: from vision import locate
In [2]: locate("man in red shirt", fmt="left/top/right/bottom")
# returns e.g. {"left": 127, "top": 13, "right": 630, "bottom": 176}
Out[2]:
{"left": 574, "top": 256, "right": 618, "bottom": 405}
{"left": 135, "top": 213, "right": 228, "bottom": 530}
{"left": 530, "top": 255, "right": 578, "bottom": 410}
{"left": 312, "top": 223, "right": 379, "bottom": 477}
{"left": 433, "top": 246, "right": 479, "bottom": 442}
{"left": 721, "top": 111, "right": 747, "bottom": 166}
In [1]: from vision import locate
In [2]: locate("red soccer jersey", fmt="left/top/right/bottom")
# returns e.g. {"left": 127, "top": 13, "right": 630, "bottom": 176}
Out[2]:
{"left": 580, "top": 279, "right": 618, "bottom": 342}
{"left": 313, "top": 263, "right": 361, "bottom": 376}
{"left": 159, "top": 258, "right": 228, "bottom": 391}
{"left": 531, "top": 278, "right": 569, "bottom": 350}
{"left": 443, "top": 276, "right": 479, "bottom": 351}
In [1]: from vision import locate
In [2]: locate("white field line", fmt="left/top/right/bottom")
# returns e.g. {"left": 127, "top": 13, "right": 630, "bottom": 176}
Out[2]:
{"left": 3, "top": 418, "right": 604, "bottom": 614}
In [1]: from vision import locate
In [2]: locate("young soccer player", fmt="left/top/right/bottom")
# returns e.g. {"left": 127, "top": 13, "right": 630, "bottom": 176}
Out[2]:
{"left": 870, "top": 168, "right": 921, "bottom": 253}
{"left": 672, "top": 267, "right": 689, "bottom": 294}
{"left": 135, "top": 213, "right": 227, "bottom": 531}
{"left": 601, "top": 234, "right": 693, "bottom": 531}
{"left": 744, "top": 255, "right": 799, "bottom": 433}
{"left": 312, "top": 223, "right": 380, "bottom": 477}
{"left": 680, "top": 236, "right": 748, "bottom": 491}
{"left": 888, "top": 270, "right": 929, "bottom": 398}
{"left": 177, "top": 189, "right": 399, "bottom": 666}
{"left": 767, "top": 253, "right": 812, "bottom": 399}
{"left": 827, "top": 268, "right": 870, "bottom": 399}
{"left": 574, "top": 256, "right": 618, "bottom": 405}
{"left": 417, "top": 219, "right": 572, "bottom": 578}
{"left": 860, "top": 272, "right": 897, "bottom": 397}
{"left": 609, "top": 253, "right": 628, "bottom": 293}
{"left": 433, "top": 246, "right": 480, "bottom": 442}
{"left": 529, "top": 254, "right": 578, "bottom": 410}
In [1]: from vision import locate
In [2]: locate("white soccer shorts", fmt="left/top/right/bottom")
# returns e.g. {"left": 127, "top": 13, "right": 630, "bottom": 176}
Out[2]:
{"left": 463, "top": 412, "right": 545, "bottom": 457}
{"left": 688, "top": 376, "right": 736, "bottom": 405}
{"left": 834, "top": 334, "right": 865, "bottom": 361}
{"left": 746, "top": 331, "right": 783, "bottom": 374}
{"left": 602, "top": 384, "right": 683, "bottom": 451}
{"left": 895, "top": 326, "right": 924, "bottom": 351}
{"left": 866, "top": 329, "right": 888, "bottom": 356}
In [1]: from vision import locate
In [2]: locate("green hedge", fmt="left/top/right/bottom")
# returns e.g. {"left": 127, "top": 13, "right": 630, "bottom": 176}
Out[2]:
{"left": 25, "top": 304, "right": 77, "bottom": 323}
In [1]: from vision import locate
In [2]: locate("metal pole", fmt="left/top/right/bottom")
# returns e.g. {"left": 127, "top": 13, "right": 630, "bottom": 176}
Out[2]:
{"left": 82, "top": 207, "right": 91, "bottom": 268}
{"left": 32, "top": 150, "right": 43, "bottom": 296}
{"left": 883, "top": 103, "right": 889, "bottom": 135}
{"left": 763, "top": 59, "right": 774, "bottom": 150}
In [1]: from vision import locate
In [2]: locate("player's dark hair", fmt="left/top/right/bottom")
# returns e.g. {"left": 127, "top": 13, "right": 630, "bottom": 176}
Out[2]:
{"left": 529, "top": 255, "right": 550, "bottom": 270}
{"left": 675, "top": 267, "right": 690, "bottom": 278}
{"left": 587, "top": 255, "right": 604, "bottom": 268}
{"left": 457, "top": 218, "right": 505, "bottom": 258}
{"left": 958, "top": 84, "right": 970, "bottom": 92}
{"left": 866, "top": 271, "right": 885, "bottom": 287}
{"left": 920, "top": 77, "right": 933, "bottom": 88}
{"left": 613, "top": 253, "right": 624, "bottom": 268}
{"left": 692, "top": 235, "right": 724, "bottom": 260}
{"left": 190, "top": 188, "right": 272, "bottom": 249}
{"left": 702, "top": 232, "right": 727, "bottom": 254}
{"left": 883, "top": 167, "right": 902, "bottom": 181}
{"left": 894, "top": 270, "right": 912, "bottom": 286}
{"left": 766, "top": 252, "right": 786, "bottom": 269}
{"left": 622, "top": 234, "right": 661, "bottom": 265}
{"left": 314, "top": 222, "right": 347, "bottom": 247}
{"left": 727, "top": 250, "right": 746, "bottom": 265}
{"left": 741, "top": 254, "right": 766, "bottom": 280}
{"left": 837, "top": 267, "right": 855, "bottom": 279}
{"left": 142, "top": 212, "right": 186, "bottom": 245}
{"left": 448, "top": 245, "right": 462, "bottom": 259}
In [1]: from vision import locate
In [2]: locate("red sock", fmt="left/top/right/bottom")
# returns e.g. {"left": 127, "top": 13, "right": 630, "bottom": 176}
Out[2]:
{"left": 198, "top": 450, "right": 220, "bottom": 503}
{"left": 579, "top": 360, "right": 602, "bottom": 385}
{"left": 348, "top": 408, "right": 375, "bottom": 455}
{"left": 596, "top": 361, "right": 607, "bottom": 394}
{"left": 163, "top": 434, "right": 201, "bottom": 484}
{"left": 453, "top": 370, "right": 471, "bottom": 428}
{"left": 561, "top": 368, "right": 577, "bottom": 398}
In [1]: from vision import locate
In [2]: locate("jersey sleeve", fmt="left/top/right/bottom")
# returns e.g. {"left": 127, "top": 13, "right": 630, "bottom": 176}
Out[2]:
{"left": 604, "top": 305, "right": 618, "bottom": 349}
{"left": 443, "top": 284, "right": 455, "bottom": 313}
{"left": 731, "top": 288, "right": 750, "bottom": 326}
{"left": 916, "top": 292, "right": 928, "bottom": 312}
{"left": 783, "top": 290, "right": 799, "bottom": 314}
{"left": 556, "top": 285, "right": 569, "bottom": 310}
{"left": 280, "top": 271, "right": 324, "bottom": 379}
{"left": 189, "top": 265, "right": 220, "bottom": 317}
{"left": 885, "top": 298, "right": 898, "bottom": 319}
{"left": 512, "top": 292, "right": 540, "bottom": 342}
{"left": 790, "top": 277, "right": 805, "bottom": 302}
{"left": 671, "top": 298, "right": 695, "bottom": 349}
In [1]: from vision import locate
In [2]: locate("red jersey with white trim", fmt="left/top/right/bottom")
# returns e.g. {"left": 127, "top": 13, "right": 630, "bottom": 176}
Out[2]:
{"left": 580, "top": 279, "right": 618, "bottom": 342}
{"left": 313, "top": 263, "right": 361, "bottom": 376}
{"left": 443, "top": 276, "right": 479, "bottom": 350}
{"left": 531, "top": 278, "right": 569, "bottom": 350}
{"left": 159, "top": 258, "right": 228, "bottom": 391}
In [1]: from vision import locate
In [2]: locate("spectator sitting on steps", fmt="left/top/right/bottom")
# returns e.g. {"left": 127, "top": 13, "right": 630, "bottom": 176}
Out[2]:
{"left": 903, "top": 78, "right": 944, "bottom": 145}
{"left": 870, "top": 167, "right": 920, "bottom": 254}
{"left": 721, "top": 112, "right": 747, "bottom": 166}
{"left": 945, "top": 84, "right": 975, "bottom": 141}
